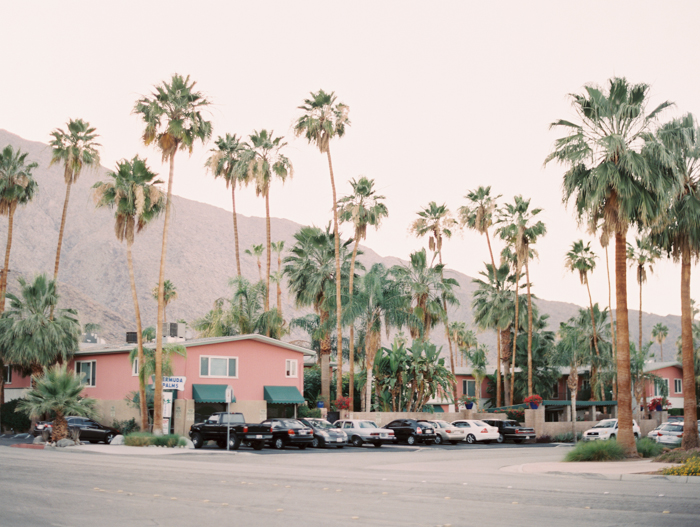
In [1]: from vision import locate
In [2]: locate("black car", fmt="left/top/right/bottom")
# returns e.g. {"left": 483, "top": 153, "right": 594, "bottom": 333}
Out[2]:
{"left": 260, "top": 418, "right": 314, "bottom": 450}
{"left": 385, "top": 419, "right": 437, "bottom": 445}
{"left": 33, "top": 416, "right": 118, "bottom": 444}
{"left": 300, "top": 418, "right": 348, "bottom": 448}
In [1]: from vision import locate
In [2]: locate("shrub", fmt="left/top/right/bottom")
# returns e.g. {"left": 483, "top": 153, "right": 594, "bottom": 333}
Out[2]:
{"left": 536, "top": 435, "right": 552, "bottom": 443}
{"left": 506, "top": 409, "right": 525, "bottom": 422}
{"left": 655, "top": 448, "right": 700, "bottom": 464}
{"left": 333, "top": 397, "right": 351, "bottom": 410}
{"left": 662, "top": 457, "right": 700, "bottom": 476}
{"left": 112, "top": 418, "right": 139, "bottom": 436}
{"left": 124, "top": 432, "right": 185, "bottom": 448}
{"left": 297, "top": 405, "right": 321, "bottom": 418}
{"left": 0, "top": 399, "right": 31, "bottom": 432}
{"left": 565, "top": 439, "right": 625, "bottom": 462}
{"left": 636, "top": 437, "right": 664, "bottom": 458}
{"left": 524, "top": 395, "right": 543, "bottom": 405}
{"left": 552, "top": 432, "right": 583, "bottom": 443}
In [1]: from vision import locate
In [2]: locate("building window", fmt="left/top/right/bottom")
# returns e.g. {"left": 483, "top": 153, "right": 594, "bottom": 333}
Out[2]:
{"left": 3, "top": 365, "right": 11, "bottom": 384}
{"left": 200, "top": 356, "right": 237, "bottom": 378}
{"left": 132, "top": 359, "right": 139, "bottom": 377}
{"left": 551, "top": 382, "right": 559, "bottom": 399}
{"left": 674, "top": 378, "right": 682, "bottom": 394}
{"left": 76, "top": 361, "right": 96, "bottom": 387}
{"left": 655, "top": 378, "right": 669, "bottom": 397}
{"left": 462, "top": 379, "right": 476, "bottom": 397}
{"left": 285, "top": 359, "right": 298, "bottom": 378}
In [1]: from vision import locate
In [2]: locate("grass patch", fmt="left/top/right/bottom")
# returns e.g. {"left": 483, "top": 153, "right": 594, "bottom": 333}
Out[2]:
{"left": 565, "top": 439, "right": 625, "bottom": 462}
{"left": 636, "top": 437, "right": 664, "bottom": 458}
{"left": 552, "top": 432, "right": 583, "bottom": 443}
{"left": 662, "top": 457, "right": 700, "bottom": 476}
{"left": 124, "top": 432, "right": 186, "bottom": 448}
{"left": 654, "top": 447, "right": 700, "bottom": 464}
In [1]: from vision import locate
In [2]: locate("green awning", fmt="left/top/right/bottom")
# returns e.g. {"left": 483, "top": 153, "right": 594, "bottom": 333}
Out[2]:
{"left": 192, "top": 384, "right": 235, "bottom": 403}
{"left": 264, "top": 386, "right": 305, "bottom": 404}
{"left": 432, "top": 405, "right": 445, "bottom": 413}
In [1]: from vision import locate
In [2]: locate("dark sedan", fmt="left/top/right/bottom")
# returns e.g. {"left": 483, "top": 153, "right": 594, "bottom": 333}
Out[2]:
{"left": 261, "top": 418, "right": 314, "bottom": 450}
{"left": 385, "top": 419, "right": 437, "bottom": 445}
{"left": 300, "top": 418, "right": 348, "bottom": 448}
{"left": 33, "top": 416, "right": 118, "bottom": 444}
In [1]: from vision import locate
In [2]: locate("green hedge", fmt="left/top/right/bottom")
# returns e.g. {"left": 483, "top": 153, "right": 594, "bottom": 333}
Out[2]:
{"left": 1, "top": 399, "right": 31, "bottom": 432}
{"left": 636, "top": 437, "right": 664, "bottom": 458}
{"left": 565, "top": 439, "right": 625, "bottom": 461}
{"left": 124, "top": 432, "right": 186, "bottom": 447}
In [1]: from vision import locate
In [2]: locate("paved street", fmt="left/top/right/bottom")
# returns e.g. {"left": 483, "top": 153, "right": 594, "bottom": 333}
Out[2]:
{"left": 1, "top": 440, "right": 699, "bottom": 527}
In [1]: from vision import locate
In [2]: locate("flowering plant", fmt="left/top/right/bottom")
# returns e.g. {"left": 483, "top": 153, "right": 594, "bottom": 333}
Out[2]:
{"left": 647, "top": 397, "right": 671, "bottom": 412}
{"left": 459, "top": 395, "right": 477, "bottom": 404}
{"left": 333, "top": 396, "right": 351, "bottom": 410}
{"left": 524, "top": 394, "right": 543, "bottom": 405}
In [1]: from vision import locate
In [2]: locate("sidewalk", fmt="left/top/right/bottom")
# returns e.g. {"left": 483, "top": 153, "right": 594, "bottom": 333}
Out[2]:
{"left": 501, "top": 458, "right": 696, "bottom": 481}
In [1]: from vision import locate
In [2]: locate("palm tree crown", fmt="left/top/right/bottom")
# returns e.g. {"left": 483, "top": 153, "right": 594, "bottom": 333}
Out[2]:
{"left": 294, "top": 90, "right": 350, "bottom": 153}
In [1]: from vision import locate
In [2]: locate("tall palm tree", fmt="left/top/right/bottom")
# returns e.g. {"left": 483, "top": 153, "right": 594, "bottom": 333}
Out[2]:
{"left": 647, "top": 113, "right": 700, "bottom": 449}
{"left": 545, "top": 77, "right": 673, "bottom": 455}
{"left": 245, "top": 244, "right": 265, "bottom": 281}
{"left": 627, "top": 237, "right": 661, "bottom": 356}
{"left": 17, "top": 364, "right": 98, "bottom": 443}
{"left": 295, "top": 90, "right": 350, "bottom": 399}
{"left": 134, "top": 73, "right": 212, "bottom": 431}
{"left": 49, "top": 119, "right": 101, "bottom": 282}
{"left": 152, "top": 279, "right": 178, "bottom": 324}
{"left": 467, "top": 343, "right": 488, "bottom": 411}
{"left": 93, "top": 155, "right": 165, "bottom": 431}
{"left": 410, "top": 202, "right": 460, "bottom": 405}
{"left": 458, "top": 186, "right": 501, "bottom": 269}
{"left": 651, "top": 322, "right": 669, "bottom": 361}
{"left": 271, "top": 241, "right": 286, "bottom": 314}
{"left": 0, "top": 145, "right": 38, "bottom": 313}
{"left": 338, "top": 176, "right": 388, "bottom": 411}
{"left": 449, "top": 321, "right": 477, "bottom": 368}
{"left": 206, "top": 134, "right": 249, "bottom": 276}
{"left": 236, "top": 130, "right": 292, "bottom": 314}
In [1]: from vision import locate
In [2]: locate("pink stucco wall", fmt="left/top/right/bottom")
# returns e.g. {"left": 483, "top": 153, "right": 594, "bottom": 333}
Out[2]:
{"left": 644, "top": 365, "right": 683, "bottom": 398}
{"left": 455, "top": 374, "right": 488, "bottom": 398}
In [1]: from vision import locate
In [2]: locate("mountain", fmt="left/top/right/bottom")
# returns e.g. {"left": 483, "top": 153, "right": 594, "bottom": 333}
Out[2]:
{"left": 0, "top": 130, "right": 682, "bottom": 363}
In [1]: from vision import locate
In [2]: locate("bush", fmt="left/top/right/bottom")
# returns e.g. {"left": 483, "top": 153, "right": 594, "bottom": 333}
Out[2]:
{"left": 124, "top": 432, "right": 185, "bottom": 448}
{"left": 565, "top": 439, "right": 625, "bottom": 462}
{"left": 112, "top": 418, "right": 139, "bottom": 435}
{"left": 536, "top": 435, "right": 552, "bottom": 443}
{"left": 1, "top": 399, "right": 32, "bottom": 432}
{"left": 552, "top": 432, "right": 583, "bottom": 443}
{"left": 662, "top": 457, "right": 700, "bottom": 476}
{"left": 655, "top": 448, "right": 700, "bottom": 464}
{"left": 506, "top": 409, "right": 525, "bottom": 422}
{"left": 297, "top": 405, "right": 321, "bottom": 418}
{"left": 636, "top": 437, "right": 664, "bottom": 458}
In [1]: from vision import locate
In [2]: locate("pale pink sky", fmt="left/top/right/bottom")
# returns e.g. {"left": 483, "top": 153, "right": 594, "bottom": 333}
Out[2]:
{"left": 2, "top": 1, "right": 699, "bottom": 317}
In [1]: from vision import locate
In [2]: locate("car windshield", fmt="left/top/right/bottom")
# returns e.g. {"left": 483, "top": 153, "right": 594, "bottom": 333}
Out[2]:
{"left": 665, "top": 424, "right": 684, "bottom": 433}
{"left": 308, "top": 420, "right": 333, "bottom": 430}
{"left": 431, "top": 421, "right": 449, "bottom": 428}
{"left": 472, "top": 420, "right": 487, "bottom": 426}
{"left": 359, "top": 421, "right": 378, "bottom": 429}
{"left": 278, "top": 420, "right": 304, "bottom": 429}
{"left": 504, "top": 421, "right": 518, "bottom": 426}
{"left": 592, "top": 421, "right": 616, "bottom": 429}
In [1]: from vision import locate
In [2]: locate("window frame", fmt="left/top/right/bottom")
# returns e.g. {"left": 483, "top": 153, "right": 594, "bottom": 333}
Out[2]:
{"left": 132, "top": 358, "right": 139, "bottom": 377}
{"left": 462, "top": 379, "right": 476, "bottom": 397}
{"left": 655, "top": 378, "right": 669, "bottom": 397}
{"left": 285, "top": 359, "right": 298, "bottom": 378}
{"left": 3, "top": 365, "right": 11, "bottom": 384}
{"left": 75, "top": 360, "right": 96, "bottom": 387}
{"left": 674, "top": 378, "right": 682, "bottom": 394}
{"left": 199, "top": 355, "right": 238, "bottom": 379}
{"left": 551, "top": 381, "right": 559, "bottom": 399}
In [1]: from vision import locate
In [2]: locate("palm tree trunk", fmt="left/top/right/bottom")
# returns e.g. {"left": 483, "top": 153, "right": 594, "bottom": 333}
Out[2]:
{"left": 320, "top": 308, "right": 331, "bottom": 406}
{"left": 526, "top": 256, "right": 533, "bottom": 397}
{"left": 232, "top": 184, "right": 241, "bottom": 277}
{"left": 496, "top": 329, "right": 502, "bottom": 408}
{"left": 570, "top": 383, "right": 578, "bottom": 444}
{"left": 54, "top": 180, "right": 72, "bottom": 281}
{"left": 606, "top": 246, "right": 617, "bottom": 401}
{"left": 485, "top": 230, "right": 497, "bottom": 270}
{"left": 585, "top": 279, "right": 603, "bottom": 400}
{"left": 276, "top": 250, "right": 282, "bottom": 315}
{"left": 680, "top": 247, "right": 699, "bottom": 449}
{"left": 437, "top": 252, "right": 458, "bottom": 409}
{"left": 265, "top": 193, "right": 271, "bottom": 317}
{"left": 154, "top": 150, "right": 176, "bottom": 435}
{"left": 639, "top": 279, "right": 643, "bottom": 364}
{"left": 615, "top": 226, "right": 636, "bottom": 456}
{"left": 348, "top": 235, "right": 360, "bottom": 412}
{"left": 325, "top": 149, "right": 343, "bottom": 401}
{"left": 365, "top": 329, "right": 379, "bottom": 412}
{"left": 126, "top": 237, "right": 148, "bottom": 431}
{"left": 501, "top": 329, "right": 511, "bottom": 407}
{"left": 0, "top": 204, "right": 16, "bottom": 314}
{"left": 511, "top": 266, "right": 520, "bottom": 404}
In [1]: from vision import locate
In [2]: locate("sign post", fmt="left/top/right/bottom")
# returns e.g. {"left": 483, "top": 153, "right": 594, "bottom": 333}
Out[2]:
{"left": 225, "top": 386, "right": 234, "bottom": 451}
{"left": 162, "top": 391, "right": 174, "bottom": 434}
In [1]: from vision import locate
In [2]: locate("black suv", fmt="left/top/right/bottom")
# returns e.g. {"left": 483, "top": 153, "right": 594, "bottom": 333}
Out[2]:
{"left": 260, "top": 418, "right": 314, "bottom": 450}
{"left": 385, "top": 419, "right": 436, "bottom": 445}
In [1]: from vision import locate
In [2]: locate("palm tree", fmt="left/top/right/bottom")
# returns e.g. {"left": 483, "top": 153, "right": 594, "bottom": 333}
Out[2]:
{"left": 245, "top": 244, "right": 265, "bottom": 281}
{"left": 627, "top": 237, "right": 662, "bottom": 357}
{"left": 236, "top": 130, "right": 292, "bottom": 314}
{"left": 545, "top": 77, "right": 673, "bottom": 455}
{"left": 652, "top": 322, "right": 669, "bottom": 361}
{"left": 93, "top": 155, "right": 165, "bottom": 431}
{"left": 497, "top": 195, "right": 546, "bottom": 397}
{"left": 16, "top": 364, "right": 98, "bottom": 442}
{"left": 152, "top": 279, "right": 178, "bottom": 324}
{"left": 647, "top": 113, "right": 700, "bottom": 449}
{"left": 467, "top": 344, "right": 488, "bottom": 411}
{"left": 338, "top": 177, "right": 388, "bottom": 412}
{"left": 449, "top": 321, "right": 477, "bottom": 368}
{"left": 0, "top": 274, "right": 80, "bottom": 378}
{"left": 0, "top": 145, "right": 38, "bottom": 313}
{"left": 410, "top": 202, "right": 460, "bottom": 404}
{"left": 458, "top": 186, "right": 501, "bottom": 269}
{"left": 134, "top": 73, "right": 212, "bottom": 431}
{"left": 295, "top": 89, "right": 350, "bottom": 399}
{"left": 206, "top": 134, "right": 249, "bottom": 276}
{"left": 271, "top": 241, "right": 286, "bottom": 314}
{"left": 49, "top": 119, "right": 101, "bottom": 282}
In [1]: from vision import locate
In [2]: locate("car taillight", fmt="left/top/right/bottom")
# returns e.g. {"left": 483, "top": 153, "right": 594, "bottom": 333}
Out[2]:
{"left": 288, "top": 429, "right": 295, "bottom": 435}
{"left": 417, "top": 427, "right": 422, "bottom": 434}
{"left": 446, "top": 430, "right": 452, "bottom": 433}
{"left": 658, "top": 432, "right": 662, "bottom": 436}
{"left": 243, "top": 426, "right": 248, "bottom": 433}
{"left": 481, "top": 428, "right": 488, "bottom": 433}
{"left": 370, "top": 432, "right": 379, "bottom": 436}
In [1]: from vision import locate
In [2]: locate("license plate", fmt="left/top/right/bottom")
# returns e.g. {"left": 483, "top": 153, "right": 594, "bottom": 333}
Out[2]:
{"left": 336, "top": 438, "right": 343, "bottom": 442}
{"left": 255, "top": 435, "right": 262, "bottom": 439}
{"left": 381, "top": 434, "right": 387, "bottom": 438}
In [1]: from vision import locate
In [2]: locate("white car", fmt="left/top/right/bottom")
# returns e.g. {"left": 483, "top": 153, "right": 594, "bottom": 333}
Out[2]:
{"left": 582, "top": 418, "right": 640, "bottom": 441}
{"left": 425, "top": 420, "right": 467, "bottom": 445}
{"left": 451, "top": 420, "right": 500, "bottom": 444}
{"left": 647, "top": 422, "right": 672, "bottom": 439}
{"left": 333, "top": 419, "right": 396, "bottom": 447}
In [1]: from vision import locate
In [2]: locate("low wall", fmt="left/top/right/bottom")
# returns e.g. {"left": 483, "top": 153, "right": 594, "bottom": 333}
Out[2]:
{"left": 346, "top": 411, "right": 508, "bottom": 425}
{"left": 541, "top": 418, "right": 659, "bottom": 438}
{"left": 94, "top": 400, "right": 141, "bottom": 427}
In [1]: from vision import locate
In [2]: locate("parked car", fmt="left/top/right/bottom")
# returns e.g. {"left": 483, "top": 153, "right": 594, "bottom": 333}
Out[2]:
{"left": 647, "top": 422, "right": 672, "bottom": 439}
{"left": 451, "top": 420, "right": 500, "bottom": 444}
{"left": 582, "top": 418, "right": 640, "bottom": 441}
{"left": 189, "top": 412, "right": 273, "bottom": 450}
{"left": 385, "top": 419, "right": 437, "bottom": 445}
{"left": 655, "top": 422, "right": 700, "bottom": 447}
{"left": 260, "top": 418, "right": 314, "bottom": 450}
{"left": 481, "top": 419, "right": 535, "bottom": 443}
{"left": 425, "top": 419, "right": 467, "bottom": 445}
{"left": 300, "top": 418, "right": 348, "bottom": 448}
{"left": 333, "top": 419, "right": 396, "bottom": 447}
{"left": 33, "top": 417, "right": 118, "bottom": 444}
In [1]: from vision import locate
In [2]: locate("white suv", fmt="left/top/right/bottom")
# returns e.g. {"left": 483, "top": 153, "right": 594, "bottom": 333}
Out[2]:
{"left": 582, "top": 418, "right": 640, "bottom": 441}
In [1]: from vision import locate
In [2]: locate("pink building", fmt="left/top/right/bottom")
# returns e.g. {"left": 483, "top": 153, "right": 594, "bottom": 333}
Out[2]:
{"left": 3, "top": 334, "right": 314, "bottom": 435}
{"left": 643, "top": 361, "right": 684, "bottom": 409}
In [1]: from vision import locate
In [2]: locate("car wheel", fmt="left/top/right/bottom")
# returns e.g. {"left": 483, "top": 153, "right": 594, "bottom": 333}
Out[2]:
{"left": 311, "top": 437, "right": 320, "bottom": 448}
{"left": 406, "top": 434, "right": 416, "bottom": 446}
{"left": 352, "top": 436, "right": 363, "bottom": 447}
{"left": 373, "top": 443, "right": 382, "bottom": 448}
{"left": 466, "top": 434, "right": 476, "bottom": 444}
{"left": 191, "top": 432, "right": 203, "bottom": 449}
{"left": 496, "top": 434, "right": 504, "bottom": 444}
{"left": 609, "top": 434, "right": 616, "bottom": 440}
{"left": 252, "top": 441, "right": 264, "bottom": 451}
{"left": 434, "top": 435, "right": 443, "bottom": 445}
{"left": 228, "top": 435, "right": 241, "bottom": 450}
{"left": 634, "top": 433, "right": 639, "bottom": 439}
{"left": 273, "top": 437, "right": 285, "bottom": 450}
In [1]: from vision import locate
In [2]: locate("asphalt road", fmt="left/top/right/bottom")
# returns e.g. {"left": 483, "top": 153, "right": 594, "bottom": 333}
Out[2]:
{"left": 1, "top": 440, "right": 699, "bottom": 527}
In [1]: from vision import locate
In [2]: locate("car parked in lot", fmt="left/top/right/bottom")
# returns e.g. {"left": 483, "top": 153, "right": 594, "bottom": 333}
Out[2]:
{"left": 451, "top": 420, "right": 500, "bottom": 444}
{"left": 582, "top": 418, "right": 640, "bottom": 441}
{"left": 425, "top": 419, "right": 466, "bottom": 444}
{"left": 385, "top": 419, "right": 437, "bottom": 445}
{"left": 655, "top": 422, "right": 700, "bottom": 447}
{"left": 481, "top": 419, "right": 535, "bottom": 443}
{"left": 300, "top": 418, "right": 348, "bottom": 448}
{"left": 189, "top": 412, "right": 272, "bottom": 450}
{"left": 333, "top": 419, "right": 396, "bottom": 447}
{"left": 33, "top": 417, "right": 118, "bottom": 444}
{"left": 261, "top": 418, "right": 314, "bottom": 450}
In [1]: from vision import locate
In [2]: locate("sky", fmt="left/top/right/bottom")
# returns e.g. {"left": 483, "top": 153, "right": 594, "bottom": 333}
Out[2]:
{"left": 2, "top": 1, "right": 699, "bottom": 318}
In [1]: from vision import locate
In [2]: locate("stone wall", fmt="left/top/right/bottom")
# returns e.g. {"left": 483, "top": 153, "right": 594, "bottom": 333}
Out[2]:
{"left": 94, "top": 400, "right": 141, "bottom": 428}
{"left": 346, "top": 410, "right": 508, "bottom": 425}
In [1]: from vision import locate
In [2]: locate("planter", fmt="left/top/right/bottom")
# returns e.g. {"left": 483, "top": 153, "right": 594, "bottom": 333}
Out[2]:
{"left": 465, "top": 402, "right": 474, "bottom": 410}
{"left": 655, "top": 405, "right": 662, "bottom": 411}
{"left": 529, "top": 403, "right": 539, "bottom": 410}
{"left": 317, "top": 402, "right": 324, "bottom": 408}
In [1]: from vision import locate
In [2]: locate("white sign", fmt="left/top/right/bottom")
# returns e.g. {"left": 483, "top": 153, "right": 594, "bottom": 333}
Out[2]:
{"left": 162, "top": 418, "right": 170, "bottom": 435}
{"left": 162, "top": 391, "right": 173, "bottom": 418}
{"left": 162, "top": 376, "right": 186, "bottom": 391}
{"left": 225, "top": 386, "right": 234, "bottom": 404}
